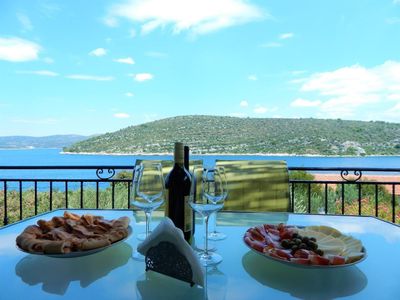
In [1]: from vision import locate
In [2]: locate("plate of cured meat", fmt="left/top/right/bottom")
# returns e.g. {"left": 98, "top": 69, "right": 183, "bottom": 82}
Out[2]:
{"left": 16, "top": 211, "right": 132, "bottom": 258}
{"left": 244, "top": 223, "right": 366, "bottom": 268}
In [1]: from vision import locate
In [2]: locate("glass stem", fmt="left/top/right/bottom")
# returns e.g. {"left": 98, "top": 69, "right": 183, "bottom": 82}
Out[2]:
{"left": 145, "top": 211, "right": 151, "bottom": 237}
{"left": 210, "top": 212, "right": 217, "bottom": 234}
{"left": 204, "top": 215, "right": 210, "bottom": 255}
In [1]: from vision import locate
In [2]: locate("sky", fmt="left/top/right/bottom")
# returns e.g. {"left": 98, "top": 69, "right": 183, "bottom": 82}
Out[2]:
{"left": 0, "top": 0, "right": 400, "bottom": 136}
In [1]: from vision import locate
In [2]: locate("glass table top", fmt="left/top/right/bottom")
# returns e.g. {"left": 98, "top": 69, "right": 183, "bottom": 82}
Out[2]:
{"left": 0, "top": 209, "right": 399, "bottom": 300}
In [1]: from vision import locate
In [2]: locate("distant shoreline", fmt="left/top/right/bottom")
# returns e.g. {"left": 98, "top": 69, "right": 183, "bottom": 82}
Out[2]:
{"left": 60, "top": 151, "right": 400, "bottom": 158}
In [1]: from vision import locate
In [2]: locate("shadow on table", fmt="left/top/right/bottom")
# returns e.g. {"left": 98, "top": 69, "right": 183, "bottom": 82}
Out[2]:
{"left": 15, "top": 242, "right": 132, "bottom": 295}
{"left": 136, "top": 271, "right": 204, "bottom": 300}
{"left": 242, "top": 251, "right": 367, "bottom": 299}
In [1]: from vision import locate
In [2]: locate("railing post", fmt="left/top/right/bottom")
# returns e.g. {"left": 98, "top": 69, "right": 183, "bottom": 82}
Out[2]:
{"left": 392, "top": 184, "right": 396, "bottom": 223}
{"left": 3, "top": 181, "right": 8, "bottom": 225}
{"left": 19, "top": 181, "right": 23, "bottom": 220}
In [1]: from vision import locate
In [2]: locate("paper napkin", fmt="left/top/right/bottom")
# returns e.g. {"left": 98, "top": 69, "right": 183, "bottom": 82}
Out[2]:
{"left": 137, "top": 218, "right": 205, "bottom": 287}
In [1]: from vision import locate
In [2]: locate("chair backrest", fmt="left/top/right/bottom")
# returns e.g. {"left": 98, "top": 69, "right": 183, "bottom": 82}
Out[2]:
{"left": 215, "top": 160, "right": 290, "bottom": 212}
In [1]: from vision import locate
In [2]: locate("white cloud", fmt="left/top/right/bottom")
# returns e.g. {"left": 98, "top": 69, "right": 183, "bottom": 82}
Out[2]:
{"left": 253, "top": 106, "right": 267, "bottom": 114}
{"left": 106, "top": 0, "right": 265, "bottom": 35}
{"left": 89, "top": 48, "right": 107, "bottom": 57}
{"left": 279, "top": 32, "right": 293, "bottom": 39}
{"left": 291, "top": 98, "right": 321, "bottom": 107}
{"left": 0, "top": 37, "right": 41, "bottom": 62}
{"left": 240, "top": 100, "right": 249, "bottom": 107}
{"left": 114, "top": 113, "right": 130, "bottom": 118}
{"left": 16, "top": 70, "right": 59, "bottom": 77}
{"left": 125, "top": 92, "right": 134, "bottom": 97}
{"left": 260, "top": 42, "right": 282, "bottom": 48}
{"left": 388, "top": 94, "right": 400, "bottom": 101}
{"left": 17, "top": 13, "right": 33, "bottom": 31}
{"left": 66, "top": 74, "right": 114, "bottom": 81}
{"left": 114, "top": 57, "right": 135, "bottom": 64}
{"left": 248, "top": 75, "right": 257, "bottom": 81}
{"left": 297, "top": 60, "right": 400, "bottom": 118}
{"left": 130, "top": 73, "right": 153, "bottom": 82}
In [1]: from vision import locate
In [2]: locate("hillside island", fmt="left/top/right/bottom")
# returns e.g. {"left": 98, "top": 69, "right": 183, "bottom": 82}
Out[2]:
{"left": 63, "top": 116, "right": 400, "bottom": 156}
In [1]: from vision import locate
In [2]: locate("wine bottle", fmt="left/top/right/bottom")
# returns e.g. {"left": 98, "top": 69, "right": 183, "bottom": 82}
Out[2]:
{"left": 184, "top": 145, "right": 195, "bottom": 235}
{"left": 165, "top": 142, "right": 193, "bottom": 242}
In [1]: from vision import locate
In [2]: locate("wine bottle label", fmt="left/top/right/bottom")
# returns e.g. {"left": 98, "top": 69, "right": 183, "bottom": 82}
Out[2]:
{"left": 184, "top": 195, "right": 192, "bottom": 232}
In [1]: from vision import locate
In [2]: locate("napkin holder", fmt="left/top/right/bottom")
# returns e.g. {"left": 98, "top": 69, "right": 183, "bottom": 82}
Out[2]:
{"left": 138, "top": 218, "right": 204, "bottom": 287}
{"left": 145, "top": 241, "right": 194, "bottom": 286}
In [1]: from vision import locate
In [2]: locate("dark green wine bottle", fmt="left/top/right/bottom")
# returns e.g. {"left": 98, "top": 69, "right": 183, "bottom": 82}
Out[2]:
{"left": 165, "top": 142, "right": 193, "bottom": 242}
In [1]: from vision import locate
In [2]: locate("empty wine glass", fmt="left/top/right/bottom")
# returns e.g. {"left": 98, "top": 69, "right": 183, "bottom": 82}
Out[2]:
{"left": 189, "top": 167, "right": 226, "bottom": 266}
{"left": 131, "top": 162, "right": 165, "bottom": 242}
{"left": 208, "top": 166, "right": 228, "bottom": 241}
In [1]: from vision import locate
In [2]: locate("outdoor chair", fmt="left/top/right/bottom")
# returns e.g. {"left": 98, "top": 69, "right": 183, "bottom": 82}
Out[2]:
{"left": 215, "top": 160, "right": 291, "bottom": 212}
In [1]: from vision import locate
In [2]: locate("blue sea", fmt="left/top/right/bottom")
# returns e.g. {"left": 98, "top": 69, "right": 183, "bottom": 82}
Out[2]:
{"left": 0, "top": 148, "right": 399, "bottom": 179}
{"left": 0, "top": 148, "right": 398, "bottom": 191}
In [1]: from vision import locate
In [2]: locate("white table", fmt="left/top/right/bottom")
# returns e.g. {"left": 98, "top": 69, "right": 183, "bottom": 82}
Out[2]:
{"left": 0, "top": 209, "right": 399, "bottom": 299}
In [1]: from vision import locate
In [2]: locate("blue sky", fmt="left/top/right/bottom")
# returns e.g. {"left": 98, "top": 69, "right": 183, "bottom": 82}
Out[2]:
{"left": 0, "top": 0, "right": 400, "bottom": 136}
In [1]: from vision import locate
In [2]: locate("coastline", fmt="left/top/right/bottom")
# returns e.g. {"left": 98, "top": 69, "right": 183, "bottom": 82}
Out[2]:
{"left": 60, "top": 151, "right": 400, "bottom": 158}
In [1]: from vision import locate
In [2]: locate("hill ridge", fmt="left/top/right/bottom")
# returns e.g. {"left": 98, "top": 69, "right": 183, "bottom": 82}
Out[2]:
{"left": 63, "top": 116, "right": 400, "bottom": 156}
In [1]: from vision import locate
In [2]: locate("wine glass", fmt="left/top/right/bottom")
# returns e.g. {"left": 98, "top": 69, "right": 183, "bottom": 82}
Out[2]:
{"left": 131, "top": 162, "right": 165, "bottom": 242}
{"left": 208, "top": 166, "right": 228, "bottom": 241}
{"left": 189, "top": 167, "right": 226, "bottom": 266}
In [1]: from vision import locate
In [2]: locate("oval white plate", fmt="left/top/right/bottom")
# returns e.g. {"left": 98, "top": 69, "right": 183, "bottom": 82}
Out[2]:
{"left": 243, "top": 226, "right": 366, "bottom": 269}
{"left": 17, "top": 226, "right": 132, "bottom": 258}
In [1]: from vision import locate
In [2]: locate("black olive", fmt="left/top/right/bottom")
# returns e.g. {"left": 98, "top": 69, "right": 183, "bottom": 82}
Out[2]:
{"left": 281, "top": 239, "right": 290, "bottom": 249}
{"left": 308, "top": 241, "right": 318, "bottom": 250}
{"left": 310, "top": 237, "right": 317, "bottom": 242}
{"left": 294, "top": 238, "right": 302, "bottom": 245}
{"left": 299, "top": 243, "right": 307, "bottom": 249}
{"left": 302, "top": 236, "right": 309, "bottom": 243}
{"left": 316, "top": 249, "right": 324, "bottom": 256}
{"left": 291, "top": 244, "right": 299, "bottom": 252}
{"left": 292, "top": 233, "right": 299, "bottom": 239}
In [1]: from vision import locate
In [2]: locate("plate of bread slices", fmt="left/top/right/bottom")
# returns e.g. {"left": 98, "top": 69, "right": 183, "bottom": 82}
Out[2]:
{"left": 16, "top": 211, "right": 132, "bottom": 258}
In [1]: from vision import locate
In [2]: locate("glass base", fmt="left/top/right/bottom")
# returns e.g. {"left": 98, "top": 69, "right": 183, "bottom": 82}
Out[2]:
{"left": 208, "top": 231, "right": 227, "bottom": 241}
{"left": 198, "top": 251, "right": 223, "bottom": 267}
{"left": 132, "top": 250, "right": 145, "bottom": 261}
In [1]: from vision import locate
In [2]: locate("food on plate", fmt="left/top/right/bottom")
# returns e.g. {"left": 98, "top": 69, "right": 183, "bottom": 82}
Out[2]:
{"left": 16, "top": 211, "right": 130, "bottom": 255}
{"left": 244, "top": 223, "right": 365, "bottom": 266}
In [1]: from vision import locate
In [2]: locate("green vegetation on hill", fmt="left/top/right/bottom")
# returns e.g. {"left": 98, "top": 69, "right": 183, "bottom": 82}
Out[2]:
{"left": 63, "top": 116, "right": 400, "bottom": 155}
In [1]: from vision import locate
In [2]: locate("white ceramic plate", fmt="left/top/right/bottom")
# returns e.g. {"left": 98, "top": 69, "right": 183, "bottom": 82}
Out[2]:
{"left": 243, "top": 225, "right": 366, "bottom": 269}
{"left": 17, "top": 226, "right": 132, "bottom": 258}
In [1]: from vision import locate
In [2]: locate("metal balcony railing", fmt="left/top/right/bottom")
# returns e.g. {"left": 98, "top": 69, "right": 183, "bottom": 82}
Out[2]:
{"left": 0, "top": 165, "right": 399, "bottom": 226}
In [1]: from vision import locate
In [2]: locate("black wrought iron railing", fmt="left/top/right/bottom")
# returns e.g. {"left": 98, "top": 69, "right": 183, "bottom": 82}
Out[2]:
{"left": 289, "top": 167, "right": 400, "bottom": 223}
{"left": 0, "top": 165, "right": 399, "bottom": 226}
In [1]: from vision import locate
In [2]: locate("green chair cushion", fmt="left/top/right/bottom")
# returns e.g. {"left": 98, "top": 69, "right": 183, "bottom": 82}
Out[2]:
{"left": 216, "top": 160, "right": 290, "bottom": 212}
